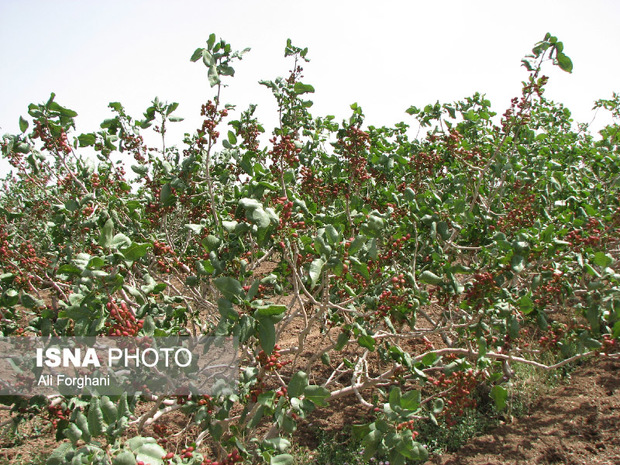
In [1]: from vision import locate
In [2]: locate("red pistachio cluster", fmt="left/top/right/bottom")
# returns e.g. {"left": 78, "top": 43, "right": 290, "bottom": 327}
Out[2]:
{"left": 565, "top": 217, "right": 603, "bottom": 250}
{"left": 339, "top": 126, "right": 371, "bottom": 187}
{"left": 492, "top": 182, "right": 537, "bottom": 233}
{"left": 200, "top": 449, "right": 242, "bottom": 465}
{"left": 48, "top": 403, "right": 72, "bottom": 429}
{"left": 105, "top": 300, "right": 144, "bottom": 337}
{"left": 537, "top": 322, "right": 568, "bottom": 349}
{"left": 269, "top": 134, "right": 301, "bottom": 173}
{"left": 533, "top": 268, "right": 565, "bottom": 308}
{"left": 427, "top": 368, "right": 483, "bottom": 426}
{"left": 464, "top": 272, "right": 498, "bottom": 309}
{"left": 0, "top": 230, "right": 49, "bottom": 288}
{"left": 256, "top": 345, "right": 290, "bottom": 371}
{"left": 32, "top": 121, "right": 71, "bottom": 154}
{"left": 198, "top": 101, "right": 227, "bottom": 144}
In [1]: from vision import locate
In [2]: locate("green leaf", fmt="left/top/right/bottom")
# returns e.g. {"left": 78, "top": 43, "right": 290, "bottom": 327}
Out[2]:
{"left": 190, "top": 47, "right": 204, "bottom": 62}
{"left": 358, "top": 334, "right": 376, "bottom": 351}
{"left": 419, "top": 270, "right": 442, "bottom": 285}
{"left": 48, "top": 101, "right": 78, "bottom": 117}
{"left": 556, "top": 52, "right": 573, "bottom": 73}
{"left": 293, "top": 82, "right": 315, "bottom": 94}
{"left": 214, "top": 276, "right": 244, "bottom": 300}
{"left": 99, "top": 219, "right": 114, "bottom": 248}
{"left": 134, "top": 442, "right": 167, "bottom": 465}
{"left": 263, "top": 437, "right": 291, "bottom": 453}
{"left": 20, "top": 293, "right": 44, "bottom": 309}
{"left": 324, "top": 224, "right": 340, "bottom": 245}
{"left": 74, "top": 410, "right": 91, "bottom": 443}
{"left": 349, "top": 235, "right": 367, "bottom": 254}
{"left": 112, "top": 451, "right": 137, "bottom": 465}
{"left": 518, "top": 294, "right": 534, "bottom": 315}
{"left": 207, "top": 33, "right": 216, "bottom": 50}
{"left": 432, "top": 398, "right": 444, "bottom": 414}
{"left": 63, "top": 423, "right": 82, "bottom": 445}
{"left": 257, "top": 320, "right": 276, "bottom": 354}
{"left": 19, "top": 116, "right": 29, "bottom": 133}
{"left": 309, "top": 258, "right": 325, "bottom": 288}
{"left": 288, "top": 371, "right": 309, "bottom": 398}
{"left": 388, "top": 386, "right": 402, "bottom": 411}
{"left": 303, "top": 385, "right": 330, "bottom": 407}
{"left": 88, "top": 398, "right": 105, "bottom": 437}
{"left": 121, "top": 242, "right": 151, "bottom": 261}
{"left": 593, "top": 252, "right": 614, "bottom": 268}
{"left": 117, "top": 393, "right": 131, "bottom": 420}
{"left": 160, "top": 183, "right": 172, "bottom": 204}
{"left": 490, "top": 385, "right": 508, "bottom": 411}
{"left": 46, "top": 442, "right": 74, "bottom": 465}
{"left": 100, "top": 396, "right": 118, "bottom": 424}
{"left": 249, "top": 207, "right": 271, "bottom": 229}
{"left": 208, "top": 64, "right": 220, "bottom": 87}
{"left": 400, "top": 390, "right": 421, "bottom": 411}
{"left": 335, "top": 331, "right": 349, "bottom": 350}
{"left": 111, "top": 233, "right": 132, "bottom": 249}
{"left": 254, "top": 304, "right": 287, "bottom": 321}
{"left": 421, "top": 352, "right": 438, "bottom": 367}
{"left": 271, "top": 454, "right": 294, "bottom": 465}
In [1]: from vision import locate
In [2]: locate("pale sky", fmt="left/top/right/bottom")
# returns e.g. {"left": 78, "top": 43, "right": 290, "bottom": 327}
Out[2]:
{"left": 1, "top": 1, "right": 619, "bottom": 176}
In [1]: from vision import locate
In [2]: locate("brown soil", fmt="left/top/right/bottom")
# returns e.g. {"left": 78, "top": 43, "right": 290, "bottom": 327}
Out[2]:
{"left": 425, "top": 356, "right": 620, "bottom": 465}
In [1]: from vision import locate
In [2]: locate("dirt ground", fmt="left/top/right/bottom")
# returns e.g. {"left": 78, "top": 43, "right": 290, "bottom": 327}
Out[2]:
{"left": 425, "top": 356, "right": 620, "bottom": 465}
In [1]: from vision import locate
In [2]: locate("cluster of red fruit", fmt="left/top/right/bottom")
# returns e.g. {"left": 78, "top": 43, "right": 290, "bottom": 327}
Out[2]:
{"left": 0, "top": 232, "right": 49, "bottom": 288}
{"left": 375, "top": 234, "right": 411, "bottom": 264}
{"left": 273, "top": 196, "right": 294, "bottom": 230}
{"left": 32, "top": 121, "right": 71, "bottom": 154}
{"left": 395, "top": 418, "right": 419, "bottom": 440}
{"left": 120, "top": 133, "right": 147, "bottom": 163}
{"left": 200, "top": 449, "right": 242, "bottom": 465}
{"left": 375, "top": 288, "right": 408, "bottom": 318}
{"left": 533, "top": 268, "right": 565, "bottom": 308}
{"left": 492, "top": 182, "right": 537, "bottom": 233}
{"left": 407, "top": 150, "right": 444, "bottom": 189}
{"left": 105, "top": 300, "right": 144, "bottom": 337}
{"left": 440, "top": 129, "right": 486, "bottom": 165}
{"left": 427, "top": 368, "right": 482, "bottom": 427}
{"left": 197, "top": 394, "right": 214, "bottom": 414}
{"left": 256, "top": 345, "right": 290, "bottom": 372}
{"left": 238, "top": 120, "right": 260, "bottom": 152}
{"left": 153, "top": 240, "right": 174, "bottom": 257}
{"left": 241, "top": 283, "right": 269, "bottom": 301}
{"left": 463, "top": 272, "right": 498, "bottom": 310}
{"left": 153, "top": 422, "right": 169, "bottom": 445}
{"left": 565, "top": 217, "right": 603, "bottom": 250}
{"left": 338, "top": 126, "right": 372, "bottom": 186}
{"left": 179, "top": 190, "right": 212, "bottom": 223}
{"left": 48, "top": 403, "right": 71, "bottom": 429}
{"left": 599, "top": 334, "right": 618, "bottom": 355}
{"left": 247, "top": 381, "right": 265, "bottom": 404}
{"left": 2, "top": 138, "right": 26, "bottom": 168}
{"left": 198, "top": 100, "right": 227, "bottom": 144}
{"left": 269, "top": 134, "right": 301, "bottom": 173}
{"left": 537, "top": 322, "right": 568, "bottom": 349}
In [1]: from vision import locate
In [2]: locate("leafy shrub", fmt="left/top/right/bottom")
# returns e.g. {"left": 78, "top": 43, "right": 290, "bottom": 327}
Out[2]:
{"left": 1, "top": 32, "right": 619, "bottom": 465}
